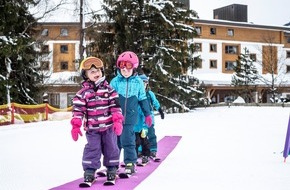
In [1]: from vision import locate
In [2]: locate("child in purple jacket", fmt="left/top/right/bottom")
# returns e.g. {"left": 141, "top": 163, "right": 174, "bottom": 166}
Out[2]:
{"left": 70, "top": 57, "right": 123, "bottom": 186}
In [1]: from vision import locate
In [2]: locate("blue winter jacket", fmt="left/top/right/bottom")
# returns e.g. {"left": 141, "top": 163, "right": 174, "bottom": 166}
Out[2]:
{"left": 110, "top": 72, "right": 151, "bottom": 125}
{"left": 134, "top": 90, "right": 161, "bottom": 132}
{"left": 146, "top": 90, "right": 161, "bottom": 125}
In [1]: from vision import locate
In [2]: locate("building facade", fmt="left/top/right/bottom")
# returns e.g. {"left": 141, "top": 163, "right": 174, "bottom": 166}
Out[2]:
{"left": 35, "top": 11, "right": 290, "bottom": 107}
{"left": 192, "top": 19, "right": 290, "bottom": 103}
{"left": 36, "top": 22, "right": 83, "bottom": 108}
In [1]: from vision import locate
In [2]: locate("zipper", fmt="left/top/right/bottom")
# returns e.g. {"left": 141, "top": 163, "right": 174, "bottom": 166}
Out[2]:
{"left": 123, "top": 78, "right": 129, "bottom": 124}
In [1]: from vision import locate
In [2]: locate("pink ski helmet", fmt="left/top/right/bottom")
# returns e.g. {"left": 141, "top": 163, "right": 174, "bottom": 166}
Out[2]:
{"left": 116, "top": 51, "right": 139, "bottom": 69}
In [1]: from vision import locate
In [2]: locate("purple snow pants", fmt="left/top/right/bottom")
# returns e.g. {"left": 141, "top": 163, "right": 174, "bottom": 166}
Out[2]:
{"left": 82, "top": 128, "right": 120, "bottom": 170}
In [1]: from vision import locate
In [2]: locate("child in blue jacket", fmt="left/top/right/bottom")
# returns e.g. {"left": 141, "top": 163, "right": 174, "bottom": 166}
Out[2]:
{"left": 134, "top": 104, "right": 151, "bottom": 165}
{"left": 138, "top": 74, "right": 165, "bottom": 160}
{"left": 110, "top": 51, "right": 152, "bottom": 175}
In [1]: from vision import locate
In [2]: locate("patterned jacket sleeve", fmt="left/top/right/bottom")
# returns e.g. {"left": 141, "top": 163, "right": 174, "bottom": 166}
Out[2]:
{"left": 71, "top": 88, "right": 87, "bottom": 120}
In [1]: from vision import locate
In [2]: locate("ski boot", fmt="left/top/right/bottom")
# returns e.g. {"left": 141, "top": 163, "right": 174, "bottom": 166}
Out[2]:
{"left": 142, "top": 156, "right": 149, "bottom": 164}
{"left": 104, "top": 166, "right": 117, "bottom": 185}
{"left": 150, "top": 151, "right": 161, "bottom": 162}
{"left": 119, "top": 163, "right": 136, "bottom": 178}
{"left": 79, "top": 169, "right": 96, "bottom": 187}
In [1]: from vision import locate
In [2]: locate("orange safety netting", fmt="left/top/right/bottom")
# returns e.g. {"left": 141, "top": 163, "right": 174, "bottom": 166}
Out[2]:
{"left": 0, "top": 103, "right": 72, "bottom": 126}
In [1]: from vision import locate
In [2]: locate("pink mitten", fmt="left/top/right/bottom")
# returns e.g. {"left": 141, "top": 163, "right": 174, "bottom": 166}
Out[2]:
{"left": 112, "top": 113, "right": 124, "bottom": 136}
{"left": 113, "top": 122, "right": 123, "bottom": 136}
{"left": 145, "top": 115, "right": 152, "bottom": 127}
{"left": 70, "top": 118, "right": 83, "bottom": 141}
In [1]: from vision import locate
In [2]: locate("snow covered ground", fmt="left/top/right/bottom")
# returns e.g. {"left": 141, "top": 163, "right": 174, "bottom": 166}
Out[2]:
{"left": 1, "top": 106, "right": 290, "bottom": 190}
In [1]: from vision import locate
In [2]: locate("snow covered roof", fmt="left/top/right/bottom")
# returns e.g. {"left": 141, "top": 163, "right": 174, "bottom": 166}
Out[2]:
{"left": 43, "top": 71, "right": 80, "bottom": 85}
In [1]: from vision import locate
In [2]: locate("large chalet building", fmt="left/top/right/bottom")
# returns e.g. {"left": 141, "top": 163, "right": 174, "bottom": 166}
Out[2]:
{"left": 36, "top": 22, "right": 83, "bottom": 108}
{"left": 35, "top": 3, "right": 290, "bottom": 108}
{"left": 191, "top": 4, "right": 290, "bottom": 103}
{"left": 191, "top": 18, "right": 290, "bottom": 103}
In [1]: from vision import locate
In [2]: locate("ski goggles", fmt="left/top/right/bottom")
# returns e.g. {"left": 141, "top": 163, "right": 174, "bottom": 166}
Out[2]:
{"left": 118, "top": 61, "right": 134, "bottom": 69}
{"left": 81, "top": 57, "right": 103, "bottom": 70}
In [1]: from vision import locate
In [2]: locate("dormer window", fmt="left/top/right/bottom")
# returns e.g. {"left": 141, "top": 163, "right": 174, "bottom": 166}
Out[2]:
{"left": 210, "top": 27, "right": 216, "bottom": 35}
{"left": 60, "top": 28, "right": 68, "bottom": 36}
{"left": 227, "top": 29, "right": 234, "bottom": 36}
{"left": 195, "top": 26, "right": 201, "bottom": 35}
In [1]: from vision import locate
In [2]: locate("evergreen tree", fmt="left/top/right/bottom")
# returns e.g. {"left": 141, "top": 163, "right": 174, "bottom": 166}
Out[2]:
{"left": 89, "top": 0, "right": 202, "bottom": 111}
{"left": 231, "top": 47, "right": 259, "bottom": 103}
{"left": 0, "top": 0, "right": 41, "bottom": 105}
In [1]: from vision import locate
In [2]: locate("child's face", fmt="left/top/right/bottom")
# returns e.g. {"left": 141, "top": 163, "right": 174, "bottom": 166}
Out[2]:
{"left": 120, "top": 67, "right": 133, "bottom": 78}
{"left": 86, "top": 67, "right": 103, "bottom": 82}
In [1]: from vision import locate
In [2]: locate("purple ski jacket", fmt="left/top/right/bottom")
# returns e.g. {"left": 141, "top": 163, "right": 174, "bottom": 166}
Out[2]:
{"left": 72, "top": 77, "right": 122, "bottom": 132}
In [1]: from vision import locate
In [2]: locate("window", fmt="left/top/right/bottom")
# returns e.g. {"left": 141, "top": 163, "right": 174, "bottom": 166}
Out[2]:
{"left": 287, "top": 65, "right": 290, "bottom": 73}
{"left": 250, "top": 53, "right": 257, "bottom": 61}
{"left": 60, "top": 61, "right": 68, "bottom": 70}
{"left": 287, "top": 51, "right": 290, "bottom": 58}
{"left": 40, "top": 61, "right": 50, "bottom": 70}
{"left": 195, "top": 43, "right": 202, "bottom": 51}
{"left": 286, "top": 65, "right": 290, "bottom": 73}
{"left": 210, "top": 44, "right": 217, "bottom": 52}
{"left": 49, "top": 93, "right": 60, "bottom": 107}
{"left": 227, "top": 29, "right": 234, "bottom": 36}
{"left": 287, "top": 37, "right": 290, "bottom": 43}
{"left": 225, "top": 45, "right": 238, "bottom": 54}
{"left": 195, "top": 26, "right": 201, "bottom": 35}
{"left": 225, "top": 61, "right": 236, "bottom": 71}
{"left": 60, "top": 28, "right": 68, "bottom": 36}
{"left": 41, "top": 29, "right": 48, "bottom": 36}
{"left": 41, "top": 45, "right": 49, "bottom": 53}
{"left": 210, "top": 27, "right": 216, "bottom": 35}
{"left": 210, "top": 60, "right": 217, "bottom": 68}
{"left": 60, "top": 45, "right": 68, "bottom": 53}
{"left": 67, "top": 94, "right": 75, "bottom": 107}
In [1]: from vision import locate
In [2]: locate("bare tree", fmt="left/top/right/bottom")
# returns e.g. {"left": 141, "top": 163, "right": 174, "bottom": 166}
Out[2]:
{"left": 256, "top": 33, "right": 287, "bottom": 103}
{"left": 30, "top": 0, "right": 73, "bottom": 22}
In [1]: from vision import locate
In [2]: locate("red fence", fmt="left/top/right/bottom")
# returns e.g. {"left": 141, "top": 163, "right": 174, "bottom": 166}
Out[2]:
{"left": 0, "top": 103, "right": 72, "bottom": 126}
